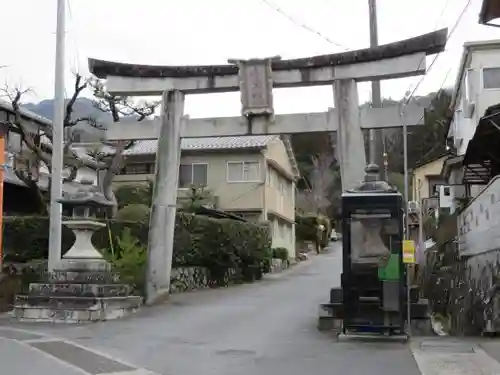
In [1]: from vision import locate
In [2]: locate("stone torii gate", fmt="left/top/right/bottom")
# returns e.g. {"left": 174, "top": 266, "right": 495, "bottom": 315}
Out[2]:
{"left": 88, "top": 28, "right": 447, "bottom": 304}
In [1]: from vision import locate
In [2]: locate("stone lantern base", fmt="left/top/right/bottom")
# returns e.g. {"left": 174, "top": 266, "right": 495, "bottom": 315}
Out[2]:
{"left": 12, "top": 221, "right": 143, "bottom": 323}
{"left": 12, "top": 260, "right": 143, "bottom": 323}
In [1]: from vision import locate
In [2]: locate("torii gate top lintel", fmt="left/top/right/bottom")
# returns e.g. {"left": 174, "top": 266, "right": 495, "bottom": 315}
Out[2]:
{"left": 88, "top": 28, "right": 447, "bottom": 95}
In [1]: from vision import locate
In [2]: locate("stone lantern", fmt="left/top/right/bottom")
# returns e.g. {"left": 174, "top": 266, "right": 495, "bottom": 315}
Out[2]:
{"left": 11, "top": 179, "right": 143, "bottom": 323}
{"left": 57, "top": 179, "right": 113, "bottom": 262}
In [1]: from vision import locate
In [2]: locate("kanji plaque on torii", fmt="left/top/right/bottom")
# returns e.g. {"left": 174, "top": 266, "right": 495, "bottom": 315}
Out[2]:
{"left": 88, "top": 28, "right": 447, "bottom": 304}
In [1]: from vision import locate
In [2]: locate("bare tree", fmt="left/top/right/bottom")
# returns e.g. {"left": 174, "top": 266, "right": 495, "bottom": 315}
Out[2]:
{"left": 1, "top": 74, "right": 158, "bottom": 216}
{"left": 88, "top": 78, "right": 159, "bottom": 216}
{"left": 0, "top": 77, "right": 96, "bottom": 213}
{"left": 296, "top": 152, "right": 337, "bottom": 215}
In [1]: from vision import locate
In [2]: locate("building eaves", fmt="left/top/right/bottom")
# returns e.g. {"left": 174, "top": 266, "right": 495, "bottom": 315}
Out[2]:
{"left": 413, "top": 151, "right": 450, "bottom": 170}
{"left": 0, "top": 99, "right": 52, "bottom": 128}
{"left": 479, "top": 0, "right": 500, "bottom": 25}
{"left": 116, "top": 135, "right": 280, "bottom": 156}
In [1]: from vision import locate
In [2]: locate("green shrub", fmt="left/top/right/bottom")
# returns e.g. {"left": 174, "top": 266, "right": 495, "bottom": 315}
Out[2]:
{"left": 103, "top": 228, "right": 147, "bottom": 294}
{"left": 295, "top": 214, "right": 332, "bottom": 250}
{"left": 115, "top": 184, "right": 152, "bottom": 209}
{"left": 317, "top": 215, "right": 332, "bottom": 248}
{"left": 295, "top": 215, "right": 318, "bottom": 243}
{"left": 3, "top": 216, "right": 75, "bottom": 263}
{"left": 115, "top": 204, "right": 150, "bottom": 222}
{"left": 4, "top": 213, "right": 271, "bottom": 288}
{"left": 272, "top": 247, "right": 289, "bottom": 261}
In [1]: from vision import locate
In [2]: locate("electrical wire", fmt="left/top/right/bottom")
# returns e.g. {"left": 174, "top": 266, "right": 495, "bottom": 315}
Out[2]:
{"left": 433, "top": 0, "right": 451, "bottom": 30}
{"left": 404, "top": 0, "right": 472, "bottom": 105}
{"left": 67, "top": 0, "right": 82, "bottom": 74}
{"left": 260, "top": 0, "right": 349, "bottom": 51}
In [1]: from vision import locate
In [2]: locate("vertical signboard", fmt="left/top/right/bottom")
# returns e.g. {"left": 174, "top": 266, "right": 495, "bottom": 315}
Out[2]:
{"left": 403, "top": 239, "right": 416, "bottom": 264}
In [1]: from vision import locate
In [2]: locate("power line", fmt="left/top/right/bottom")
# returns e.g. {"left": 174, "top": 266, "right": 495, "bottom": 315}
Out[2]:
{"left": 404, "top": 0, "right": 472, "bottom": 105}
{"left": 433, "top": 0, "right": 451, "bottom": 30}
{"left": 67, "top": 0, "right": 82, "bottom": 74}
{"left": 414, "top": 65, "right": 453, "bottom": 130}
{"left": 260, "top": 0, "right": 349, "bottom": 51}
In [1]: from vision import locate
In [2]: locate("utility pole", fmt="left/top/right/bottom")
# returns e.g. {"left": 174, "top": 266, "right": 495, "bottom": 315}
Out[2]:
{"left": 368, "top": 0, "right": 383, "bottom": 170}
{"left": 48, "top": 0, "right": 66, "bottom": 272}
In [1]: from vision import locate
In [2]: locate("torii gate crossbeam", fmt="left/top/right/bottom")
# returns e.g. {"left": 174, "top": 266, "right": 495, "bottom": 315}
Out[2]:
{"left": 88, "top": 28, "right": 448, "bottom": 305}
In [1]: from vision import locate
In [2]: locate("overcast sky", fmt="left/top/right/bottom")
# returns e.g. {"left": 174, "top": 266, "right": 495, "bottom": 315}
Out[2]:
{"left": 1, "top": 0, "right": 500, "bottom": 118}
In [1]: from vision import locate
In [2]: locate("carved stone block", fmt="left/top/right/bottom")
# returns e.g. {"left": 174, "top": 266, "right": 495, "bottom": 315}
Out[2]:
{"left": 229, "top": 57, "right": 279, "bottom": 117}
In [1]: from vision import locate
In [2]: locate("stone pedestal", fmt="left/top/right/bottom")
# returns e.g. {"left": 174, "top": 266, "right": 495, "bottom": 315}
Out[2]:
{"left": 12, "top": 182, "right": 143, "bottom": 323}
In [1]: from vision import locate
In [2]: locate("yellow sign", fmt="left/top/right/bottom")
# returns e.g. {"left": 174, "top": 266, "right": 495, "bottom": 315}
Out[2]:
{"left": 403, "top": 240, "right": 415, "bottom": 264}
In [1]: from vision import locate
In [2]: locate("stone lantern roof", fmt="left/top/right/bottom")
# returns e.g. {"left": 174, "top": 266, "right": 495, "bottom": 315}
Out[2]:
{"left": 57, "top": 179, "right": 113, "bottom": 208}
{"left": 347, "top": 164, "right": 399, "bottom": 194}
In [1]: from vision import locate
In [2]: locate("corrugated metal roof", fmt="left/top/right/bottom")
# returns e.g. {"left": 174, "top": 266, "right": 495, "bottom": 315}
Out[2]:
{"left": 119, "top": 135, "right": 279, "bottom": 155}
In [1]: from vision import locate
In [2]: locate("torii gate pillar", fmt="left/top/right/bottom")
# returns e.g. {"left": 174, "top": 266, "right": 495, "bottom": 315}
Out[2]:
{"left": 146, "top": 90, "right": 184, "bottom": 303}
{"left": 334, "top": 79, "right": 366, "bottom": 190}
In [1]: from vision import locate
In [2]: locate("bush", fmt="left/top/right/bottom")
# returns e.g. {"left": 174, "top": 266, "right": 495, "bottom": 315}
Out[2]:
{"left": 3, "top": 216, "right": 75, "bottom": 263}
{"left": 115, "top": 204, "right": 150, "bottom": 222}
{"left": 4, "top": 213, "right": 272, "bottom": 288}
{"left": 295, "top": 214, "right": 332, "bottom": 251}
{"left": 115, "top": 184, "right": 152, "bottom": 209}
{"left": 272, "top": 247, "right": 289, "bottom": 261}
{"left": 103, "top": 228, "right": 147, "bottom": 294}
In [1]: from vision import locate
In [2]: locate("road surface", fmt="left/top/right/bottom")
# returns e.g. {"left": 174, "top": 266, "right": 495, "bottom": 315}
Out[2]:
{"left": 3, "top": 243, "right": 500, "bottom": 374}
{"left": 1, "top": 243, "right": 420, "bottom": 375}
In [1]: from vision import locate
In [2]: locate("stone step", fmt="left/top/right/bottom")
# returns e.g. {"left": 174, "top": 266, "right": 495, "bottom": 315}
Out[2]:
{"left": 29, "top": 283, "right": 131, "bottom": 297}
{"left": 14, "top": 295, "right": 142, "bottom": 310}
{"left": 42, "top": 271, "right": 121, "bottom": 284}
{"left": 12, "top": 295, "right": 142, "bottom": 323}
{"left": 56, "top": 259, "right": 112, "bottom": 272}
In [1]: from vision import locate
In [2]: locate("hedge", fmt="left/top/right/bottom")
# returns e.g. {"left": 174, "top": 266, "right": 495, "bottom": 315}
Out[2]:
{"left": 3, "top": 213, "right": 272, "bottom": 286}
{"left": 295, "top": 214, "right": 332, "bottom": 249}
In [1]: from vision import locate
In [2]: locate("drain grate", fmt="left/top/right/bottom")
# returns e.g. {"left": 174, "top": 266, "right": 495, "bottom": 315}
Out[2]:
{"left": 419, "top": 341, "right": 475, "bottom": 354}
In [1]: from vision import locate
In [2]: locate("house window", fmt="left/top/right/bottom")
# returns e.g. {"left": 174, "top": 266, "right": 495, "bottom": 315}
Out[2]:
{"left": 443, "top": 187, "right": 450, "bottom": 196}
{"left": 483, "top": 67, "right": 500, "bottom": 89}
{"left": 122, "top": 163, "right": 153, "bottom": 175}
{"left": 227, "top": 161, "right": 260, "bottom": 182}
{"left": 431, "top": 184, "right": 439, "bottom": 196}
{"left": 179, "top": 163, "right": 208, "bottom": 188}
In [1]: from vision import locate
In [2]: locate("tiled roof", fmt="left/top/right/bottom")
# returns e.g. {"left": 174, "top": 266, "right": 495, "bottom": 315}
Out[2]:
{"left": 0, "top": 99, "right": 52, "bottom": 127}
{"left": 119, "top": 135, "right": 280, "bottom": 156}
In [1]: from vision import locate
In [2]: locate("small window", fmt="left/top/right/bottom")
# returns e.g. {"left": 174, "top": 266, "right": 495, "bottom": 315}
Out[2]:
{"left": 179, "top": 163, "right": 208, "bottom": 188}
{"left": 123, "top": 163, "right": 152, "bottom": 174}
{"left": 432, "top": 184, "right": 439, "bottom": 196}
{"left": 443, "top": 187, "right": 450, "bottom": 196}
{"left": 483, "top": 67, "right": 500, "bottom": 89}
{"left": 227, "top": 161, "right": 260, "bottom": 182}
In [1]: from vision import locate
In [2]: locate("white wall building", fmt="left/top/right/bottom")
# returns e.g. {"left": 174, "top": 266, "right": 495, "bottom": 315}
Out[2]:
{"left": 446, "top": 39, "right": 500, "bottom": 199}
{"left": 448, "top": 39, "right": 500, "bottom": 157}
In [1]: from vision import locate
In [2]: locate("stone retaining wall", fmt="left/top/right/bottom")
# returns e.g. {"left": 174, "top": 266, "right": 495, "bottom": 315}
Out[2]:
{"left": 1, "top": 260, "right": 294, "bottom": 309}
{"left": 169, "top": 261, "right": 292, "bottom": 293}
{"left": 269, "top": 259, "right": 289, "bottom": 273}
{"left": 169, "top": 267, "right": 210, "bottom": 294}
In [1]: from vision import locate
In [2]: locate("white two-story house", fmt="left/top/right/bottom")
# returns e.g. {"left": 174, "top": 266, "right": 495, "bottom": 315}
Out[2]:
{"left": 445, "top": 39, "right": 500, "bottom": 258}
{"left": 446, "top": 39, "right": 500, "bottom": 201}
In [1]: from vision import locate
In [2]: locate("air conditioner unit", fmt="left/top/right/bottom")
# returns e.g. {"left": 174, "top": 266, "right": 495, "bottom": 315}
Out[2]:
{"left": 463, "top": 102, "right": 475, "bottom": 119}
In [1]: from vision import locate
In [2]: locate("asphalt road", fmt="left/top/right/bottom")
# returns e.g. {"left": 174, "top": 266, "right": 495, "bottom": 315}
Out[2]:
{"left": 11, "top": 243, "right": 422, "bottom": 375}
